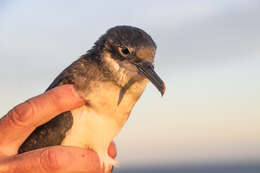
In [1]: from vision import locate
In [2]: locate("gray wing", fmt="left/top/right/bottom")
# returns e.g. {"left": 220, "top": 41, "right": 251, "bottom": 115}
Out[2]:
{"left": 18, "top": 56, "right": 99, "bottom": 154}
{"left": 18, "top": 111, "right": 73, "bottom": 153}
{"left": 18, "top": 66, "right": 75, "bottom": 154}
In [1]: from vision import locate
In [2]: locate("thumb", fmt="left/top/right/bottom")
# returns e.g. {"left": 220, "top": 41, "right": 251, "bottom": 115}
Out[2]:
{"left": 2, "top": 146, "right": 109, "bottom": 173}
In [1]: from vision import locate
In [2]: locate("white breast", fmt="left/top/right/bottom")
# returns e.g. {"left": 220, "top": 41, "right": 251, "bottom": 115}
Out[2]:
{"left": 61, "top": 105, "right": 120, "bottom": 171}
{"left": 61, "top": 105, "right": 120, "bottom": 150}
{"left": 61, "top": 68, "right": 148, "bottom": 172}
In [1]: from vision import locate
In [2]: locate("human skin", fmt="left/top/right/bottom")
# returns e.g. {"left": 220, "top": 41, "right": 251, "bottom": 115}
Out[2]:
{"left": 0, "top": 85, "right": 117, "bottom": 173}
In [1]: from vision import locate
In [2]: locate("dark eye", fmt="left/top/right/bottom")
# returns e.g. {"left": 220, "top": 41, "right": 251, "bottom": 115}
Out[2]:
{"left": 121, "top": 47, "right": 130, "bottom": 55}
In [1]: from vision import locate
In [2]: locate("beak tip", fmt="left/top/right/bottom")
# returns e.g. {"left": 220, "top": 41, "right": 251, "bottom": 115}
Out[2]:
{"left": 160, "top": 83, "right": 166, "bottom": 96}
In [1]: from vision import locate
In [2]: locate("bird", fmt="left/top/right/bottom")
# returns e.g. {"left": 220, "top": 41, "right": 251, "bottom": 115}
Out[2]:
{"left": 18, "top": 25, "right": 166, "bottom": 172}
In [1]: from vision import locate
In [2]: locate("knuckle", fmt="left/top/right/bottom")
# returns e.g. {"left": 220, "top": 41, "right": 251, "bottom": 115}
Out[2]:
{"left": 0, "top": 159, "right": 12, "bottom": 173}
{"left": 40, "top": 148, "right": 61, "bottom": 171}
{"left": 9, "top": 100, "right": 36, "bottom": 127}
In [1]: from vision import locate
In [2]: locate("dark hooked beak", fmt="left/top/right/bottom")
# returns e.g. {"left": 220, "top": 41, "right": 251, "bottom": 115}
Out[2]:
{"left": 133, "top": 61, "right": 166, "bottom": 96}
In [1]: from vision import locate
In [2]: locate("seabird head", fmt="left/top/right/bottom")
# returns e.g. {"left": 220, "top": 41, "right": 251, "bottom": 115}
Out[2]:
{"left": 92, "top": 26, "right": 165, "bottom": 96}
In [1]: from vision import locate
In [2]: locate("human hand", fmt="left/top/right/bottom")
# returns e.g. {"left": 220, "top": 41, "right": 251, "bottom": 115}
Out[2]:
{"left": 0, "top": 85, "right": 117, "bottom": 173}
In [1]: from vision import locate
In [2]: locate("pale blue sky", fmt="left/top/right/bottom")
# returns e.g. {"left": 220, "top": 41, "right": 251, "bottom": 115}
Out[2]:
{"left": 0, "top": 0, "right": 260, "bottom": 168}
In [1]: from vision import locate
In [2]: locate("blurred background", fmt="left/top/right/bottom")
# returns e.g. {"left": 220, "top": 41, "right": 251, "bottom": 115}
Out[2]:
{"left": 0, "top": 0, "right": 259, "bottom": 172}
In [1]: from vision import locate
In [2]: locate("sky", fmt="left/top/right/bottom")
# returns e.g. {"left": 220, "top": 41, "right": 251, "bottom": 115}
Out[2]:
{"left": 0, "top": 0, "right": 260, "bottom": 168}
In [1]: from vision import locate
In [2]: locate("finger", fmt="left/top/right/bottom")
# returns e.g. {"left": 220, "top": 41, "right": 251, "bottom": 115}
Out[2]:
{"left": 0, "top": 142, "right": 117, "bottom": 173}
{"left": 0, "top": 85, "right": 85, "bottom": 154}
{"left": 1, "top": 146, "right": 112, "bottom": 173}
{"left": 108, "top": 141, "right": 117, "bottom": 159}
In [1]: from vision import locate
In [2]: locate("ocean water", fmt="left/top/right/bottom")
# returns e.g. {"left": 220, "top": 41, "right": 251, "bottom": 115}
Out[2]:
{"left": 113, "top": 164, "right": 260, "bottom": 173}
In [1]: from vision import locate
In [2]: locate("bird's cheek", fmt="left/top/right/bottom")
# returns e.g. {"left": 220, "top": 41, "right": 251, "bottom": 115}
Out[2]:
{"left": 120, "top": 61, "right": 136, "bottom": 71}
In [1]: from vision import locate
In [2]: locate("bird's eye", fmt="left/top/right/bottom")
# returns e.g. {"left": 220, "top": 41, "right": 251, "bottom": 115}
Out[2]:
{"left": 120, "top": 47, "right": 130, "bottom": 56}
